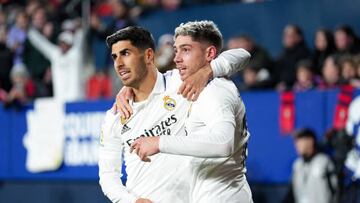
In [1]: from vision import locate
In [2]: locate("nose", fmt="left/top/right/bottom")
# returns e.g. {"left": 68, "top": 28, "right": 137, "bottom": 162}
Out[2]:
{"left": 114, "top": 56, "right": 124, "bottom": 70}
{"left": 173, "top": 52, "right": 182, "bottom": 64}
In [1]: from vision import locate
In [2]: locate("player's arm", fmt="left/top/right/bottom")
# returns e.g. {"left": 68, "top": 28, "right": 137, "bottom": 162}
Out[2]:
{"left": 178, "top": 48, "right": 250, "bottom": 101}
{"left": 98, "top": 110, "right": 139, "bottom": 203}
{"left": 131, "top": 90, "right": 245, "bottom": 160}
{"left": 115, "top": 48, "right": 250, "bottom": 118}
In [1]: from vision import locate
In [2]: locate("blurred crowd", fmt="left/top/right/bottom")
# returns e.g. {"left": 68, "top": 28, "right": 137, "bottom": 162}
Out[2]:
{"left": 0, "top": 0, "right": 360, "bottom": 109}
{"left": 228, "top": 25, "right": 360, "bottom": 92}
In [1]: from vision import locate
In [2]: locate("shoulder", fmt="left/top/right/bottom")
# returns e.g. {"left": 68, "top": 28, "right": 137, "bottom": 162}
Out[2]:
{"left": 199, "top": 78, "right": 240, "bottom": 105}
{"left": 102, "top": 110, "right": 120, "bottom": 135}
{"left": 313, "top": 153, "right": 333, "bottom": 167}
{"left": 163, "top": 69, "right": 181, "bottom": 92}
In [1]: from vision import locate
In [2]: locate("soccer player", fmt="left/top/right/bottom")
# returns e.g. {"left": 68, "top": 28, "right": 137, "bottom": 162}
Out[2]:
{"left": 128, "top": 20, "right": 253, "bottom": 203}
{"left": 99, "top": 25, "right": 250, "bottom": 203}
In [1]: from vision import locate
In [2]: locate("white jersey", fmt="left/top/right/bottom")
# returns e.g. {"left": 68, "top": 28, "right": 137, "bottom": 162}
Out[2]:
{"left": 160, "top": 78, "right": 252, "bottom": 203}
{"left": 99, "top": 71, "right": 193, "bottom": 203}
{"left": 345, "top": 96, "right": 360, "bottom": 179}
{"left": 292, "top": 153, "right": 337, "bottom": 203}
{"left": 99, "top": 48, "right": 251, "bottom": 203}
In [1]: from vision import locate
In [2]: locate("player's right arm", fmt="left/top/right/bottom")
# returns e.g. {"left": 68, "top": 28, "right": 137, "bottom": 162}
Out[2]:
{"left": 98, "top": 110, "right": 138, "bottom": 203}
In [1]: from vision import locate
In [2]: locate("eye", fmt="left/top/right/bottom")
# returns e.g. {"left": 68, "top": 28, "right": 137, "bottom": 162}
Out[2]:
{"left": 120, "top": 50, "right": 130, "bottom": 56}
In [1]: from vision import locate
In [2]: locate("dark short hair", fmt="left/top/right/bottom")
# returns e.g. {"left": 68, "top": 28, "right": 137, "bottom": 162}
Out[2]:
{"left": 106, "top": 26, "right": 155, "bottom": 51}
{"left": 294, "top": 128, "right": 317, "bottom": 141}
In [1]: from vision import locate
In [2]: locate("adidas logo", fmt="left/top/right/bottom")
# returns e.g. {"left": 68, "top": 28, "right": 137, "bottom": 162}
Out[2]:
{"left": 121, "top": 124, "right": 131, "bottom": 134}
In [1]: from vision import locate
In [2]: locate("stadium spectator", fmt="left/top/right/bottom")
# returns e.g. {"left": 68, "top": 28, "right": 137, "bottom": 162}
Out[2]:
{"left": 23, "top": 6, "right": 53, "bottom": 98}
{"left": 334, "top": 25, "right": 360, "bottom": 57}
{"left": 353, "top": 54, "right": 360, "bottom": 88}
{"left": 226, "top": 34, "right": 273, "bottom": 89}
{"left": 275, "top": 24, "right": 310, "bottom": 91}
{"left": 293, "top": 60, "right": 319, "bottom": 91}
{"left": 318, "top": 55, "right": 340, "bottom": 90}
{"left": 227, "top": 34, "right": 273, "bottom": 78}
{"left": 311, "top": 28, "right": 336, "bottom": 75}
{"left": 27, "top": 20, "right": 85, "bottom": 102}
{"left": 6, "top": 10, "right": 28, "bottom": 65}
{"left": 3, "top": 63, "right": 35, "bottom": 110}
{"left": 0, "top": 25, "right": 13, "bottom": 96}
{"left": 283, "top": 128, "right": 337, "bottom": 203}
{"left": 338, "top": 55, "right": 360, "bottom": 87}
{"left": 155, "top": 33, "right": 176, "bottom": 73}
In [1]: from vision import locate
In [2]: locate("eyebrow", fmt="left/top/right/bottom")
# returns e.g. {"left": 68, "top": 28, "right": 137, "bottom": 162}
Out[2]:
{"left": 173, "top": 44, "right": 192, "bottom": 49}
{"left": 111, "top": 48, "right": 131, "bottom": 58}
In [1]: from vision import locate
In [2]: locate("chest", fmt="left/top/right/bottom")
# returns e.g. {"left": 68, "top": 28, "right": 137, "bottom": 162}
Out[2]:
{"left": 119, "top": 94, "right": 191, "bottom": 149}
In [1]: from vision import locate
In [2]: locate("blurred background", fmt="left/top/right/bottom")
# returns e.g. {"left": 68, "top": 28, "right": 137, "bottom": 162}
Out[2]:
{"left": 1, "top": 0, "right": 360, "bottom": 202}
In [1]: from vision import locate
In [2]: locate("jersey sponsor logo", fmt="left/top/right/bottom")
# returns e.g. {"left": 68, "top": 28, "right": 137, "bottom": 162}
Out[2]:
{"left": 125, "top": 114, "right": 178, "bottom": 146}
{"left": 121, "top": 124, "right": 131, "bottom": 134}
{"left": 163, "top": 95, "right": 176, "bottom": 111}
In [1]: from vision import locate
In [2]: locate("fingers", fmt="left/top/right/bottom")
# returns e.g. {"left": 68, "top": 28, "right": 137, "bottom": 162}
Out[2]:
{"left": 139, "top": 151, "right": 151, "bottom": 162}
{"left": 119, "top": 96, "right": 132, "bottom": 118}
{"left": 177, "top": 82, "right": 186, "bottom": 95}
{"left": 130, "top": 142, "right": 138, "bottom": 153}
{"left": 130, "top": 140, "right": 151, "bottom": 162}
{"left": 111, "top": 102, "right": 117, "bottom": 113}
{"left": 179, "top": 84, "right": 192, "bottom": 100}
{"left": 186, "top": 89, "right": 197, "bottom": 101}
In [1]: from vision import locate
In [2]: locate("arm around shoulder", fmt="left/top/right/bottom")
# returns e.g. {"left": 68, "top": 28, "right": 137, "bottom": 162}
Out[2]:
{"left": 211, "top": 48, "right": 251, "bottom": 78}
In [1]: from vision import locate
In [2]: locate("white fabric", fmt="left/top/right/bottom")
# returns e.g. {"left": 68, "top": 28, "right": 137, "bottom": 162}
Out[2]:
{"left": 28, "top": 28, "right": 84, "bottom": 102}
{"left": 345, "top": 96, "right": 360, "bottom": 179}
{"left": 23, "top": 98, "right": 65, "bottom": 172}
{"left": 160, "top": 77, "right": 252, "bottom": 203}
{"left": 98, "top": 49, "right": 250, "bottom": 203}
{"left": 292, "top": 153, "right": 337, "bottom": 203}
{"left": 99, "top": 71, "right": 192, "bottom": 203}
{"left": 211, "top": 48, "right": 250, "bottom": 78}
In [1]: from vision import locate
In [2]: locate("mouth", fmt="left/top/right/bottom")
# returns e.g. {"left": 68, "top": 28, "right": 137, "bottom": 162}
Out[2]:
{"left": 118, "top": 69, "right": 131, "bottom": 80}
{"left": 177, "top": 66, "right": 186, "bottom": 76}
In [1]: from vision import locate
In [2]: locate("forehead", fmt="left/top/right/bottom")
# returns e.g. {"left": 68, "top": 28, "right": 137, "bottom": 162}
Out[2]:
{"left": 174, "top": 35, "right": 201, "bottom": 47}
{"left": 111, "top": 40, "right": 139, "bottom": 53}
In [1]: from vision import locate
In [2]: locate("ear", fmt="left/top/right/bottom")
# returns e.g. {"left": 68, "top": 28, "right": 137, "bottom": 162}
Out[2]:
{"left": 205, "top": 45, "right": 217, "bottom": 62}
{"left": 144, "top": 48, "right": 155, "bottom": 65}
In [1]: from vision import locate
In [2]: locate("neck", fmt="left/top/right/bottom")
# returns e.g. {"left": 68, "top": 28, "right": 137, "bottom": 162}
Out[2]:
{"left": 132, "top": 67, "right": 157, "bottom": 102}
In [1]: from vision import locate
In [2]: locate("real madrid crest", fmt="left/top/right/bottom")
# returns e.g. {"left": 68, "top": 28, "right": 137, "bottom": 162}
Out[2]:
{"left": 163, "top": 95, "right": 176, "bottom": 111}
{"left": 120, "top": 116, "right": 128, "bottom": 125}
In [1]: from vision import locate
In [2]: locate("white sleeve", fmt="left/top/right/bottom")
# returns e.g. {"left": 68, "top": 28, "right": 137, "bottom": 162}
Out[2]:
{"left": 211, "top": 48, "right": 250, "bottom": 78}
{"left": 159, "top": 121, "right": 235, "bottom": 158}
{"left": 72, "top": 29, "right": 85, "bottom": 50}
{"left": 28, "top": 28, "right": 58, "bottom": 60}
{"left": 99, "top": 110, "right": 138, "bottom": 203}
{"left": 159, "top": 91, "right": 238, "bottom": 158}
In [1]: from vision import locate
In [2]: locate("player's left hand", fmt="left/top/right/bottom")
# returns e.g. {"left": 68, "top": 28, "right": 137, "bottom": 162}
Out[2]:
{"left": 177, "top": 64, "right": 213, "bottom": 101}
{"left": 130, "top": 137, "right": 160, "bottom": 162}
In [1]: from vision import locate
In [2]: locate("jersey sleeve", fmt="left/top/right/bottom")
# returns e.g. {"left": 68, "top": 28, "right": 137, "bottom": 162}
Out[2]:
{"left": 159, "top": 84, "right": 240, "bottom": 158}
{"left": 98, "top": 110, "right": 138, "bottom": 203}
{"left": 27, "top": 28, "right": 58, "bottom": 60}
{"left": 211, "top": 48, "right": 250, "bottom": 78}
